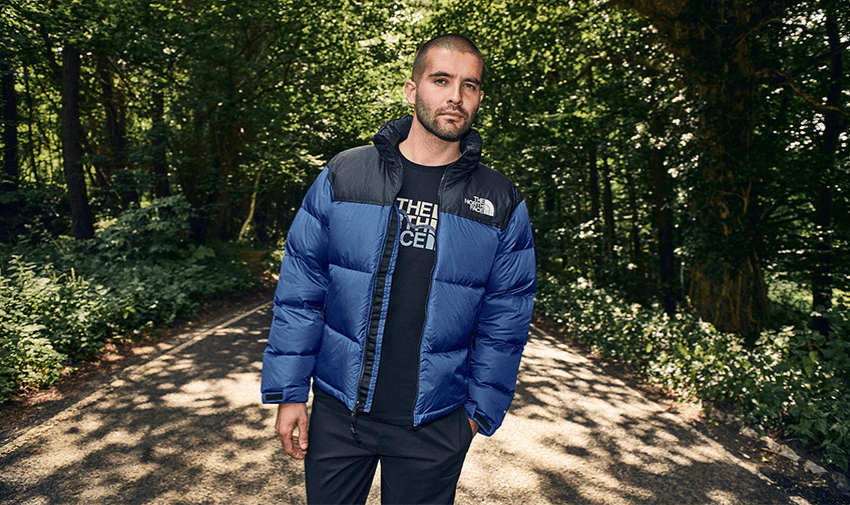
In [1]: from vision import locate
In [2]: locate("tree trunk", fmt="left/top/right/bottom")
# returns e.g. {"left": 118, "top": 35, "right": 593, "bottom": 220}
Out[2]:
{"left": 811, "top": 12, "right": 844, "bottom": 338}
{"left": 574, "top": 168, "right": 590, "bottom": 273}
{"left": 650, "top": 111, "right": 679, "bottom": 316}
{"left": 690, "top": 251, "right": 769, "bottom": 335}
{"left": 587, "top": 140, "right": 603, "bottom": 275}
{"left": 22, "top": 64, "right": 39, "bottom": 183}
{"left": 97, "top": 53, "right": 136, "bottom": 206}
{"left": 151, "top": 90, "right": 171, "bottom": 199}
{"left": 626, "top": 165, "right": 649, "bottom": 301}
{"left": 238, "top": 164, "right": 265, "bottom": 242}
{"left": 601, "top": 156, "right": 617, "bottom": 262}
{"left": 61, "top": 45, "right": 94, "bottom": 240}
{"left": 2, "top": 53, "right": 18, "bottom": 193}
{"left": 688, "top": 113, "right": 770, "bottom": 336}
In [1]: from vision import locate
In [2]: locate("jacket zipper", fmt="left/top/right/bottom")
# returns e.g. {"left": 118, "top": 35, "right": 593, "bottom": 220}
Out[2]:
{"left": 410, "top": 168, "right": 449, "bottom": 423}
{"left": 352, "top": 201, "right": 399, "bottom": 440}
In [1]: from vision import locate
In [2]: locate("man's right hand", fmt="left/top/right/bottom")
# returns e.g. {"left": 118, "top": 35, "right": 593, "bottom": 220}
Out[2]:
{"left": 275, "top": 402, "right": 309, "bottom": 459}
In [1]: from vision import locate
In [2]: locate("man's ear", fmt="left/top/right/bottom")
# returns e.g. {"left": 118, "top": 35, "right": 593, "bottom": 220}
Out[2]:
{"left": 404, "top": 80, "right": 417, "bottom": 106}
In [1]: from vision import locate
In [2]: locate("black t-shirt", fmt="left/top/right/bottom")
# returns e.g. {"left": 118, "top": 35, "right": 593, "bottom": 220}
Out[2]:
{"left": 368, "top": 150, "right": 449, "bottom": 424}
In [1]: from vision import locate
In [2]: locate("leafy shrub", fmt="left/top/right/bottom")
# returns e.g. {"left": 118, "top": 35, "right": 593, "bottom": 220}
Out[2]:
{"left": 78, "top": 245, "right": 257, "bottom": 329}
{"left": 537, "top": 273, "right": 850, "bottom": 470}
{"left": 0, "top": 257, "right": 97, "bottom": 396}
{"left": 93, "top": 195, "right": 195, "bottom": 261}
{"left": 0, "top": 196, "right": 262, "bottom": 402}
{"left": 766, "top": 275, "right": 811, "bottom": 328}
{"left": 0, "top": 185, "right": 71, "bottom": 243}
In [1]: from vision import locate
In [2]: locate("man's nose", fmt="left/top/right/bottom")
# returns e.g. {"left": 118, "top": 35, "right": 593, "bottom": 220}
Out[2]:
{"left": 448, "top": 84, "right": 463, "bottom": 105}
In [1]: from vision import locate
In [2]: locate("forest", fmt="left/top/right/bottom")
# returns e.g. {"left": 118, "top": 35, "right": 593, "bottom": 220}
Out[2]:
{"left": 1, "top": 0, "right": 848, "bottom": 469}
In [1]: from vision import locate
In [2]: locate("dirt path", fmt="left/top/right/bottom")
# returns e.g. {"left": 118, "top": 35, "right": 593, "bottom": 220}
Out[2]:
{"left": 0, "top": 301, "right": 822, "bottom": 504}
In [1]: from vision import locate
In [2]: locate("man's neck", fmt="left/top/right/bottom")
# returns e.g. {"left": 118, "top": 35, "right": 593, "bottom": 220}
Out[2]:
{"left": 398, "top": 119, "right": 462, "bottom": 167}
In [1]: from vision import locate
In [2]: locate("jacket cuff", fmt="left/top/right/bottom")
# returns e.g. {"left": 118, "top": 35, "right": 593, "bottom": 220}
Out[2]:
{"left": 464, "top": 402, "right": 497, "bottom": 436}
{"left": 261, "top": 387, "right": 309, "bottom": 404}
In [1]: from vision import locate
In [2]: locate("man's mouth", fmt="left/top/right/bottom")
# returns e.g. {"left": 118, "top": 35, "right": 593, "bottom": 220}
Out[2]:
{"left": 439, "top": 109, "right": 466, "bottom": 120}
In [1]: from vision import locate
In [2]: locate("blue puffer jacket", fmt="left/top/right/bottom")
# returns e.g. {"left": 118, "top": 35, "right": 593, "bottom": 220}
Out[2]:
{"left": 261, "top": 116, "right": 536, "bottom": 436}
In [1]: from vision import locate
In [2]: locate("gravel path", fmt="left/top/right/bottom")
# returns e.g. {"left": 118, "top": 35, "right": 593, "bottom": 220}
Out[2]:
{"left": 0, "top": 301, "right": 800, "bottom": 504}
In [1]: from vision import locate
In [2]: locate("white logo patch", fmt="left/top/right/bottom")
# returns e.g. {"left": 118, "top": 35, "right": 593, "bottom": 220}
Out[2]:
{"left": 465, "top": 196, "right": 495, "bottom": 217}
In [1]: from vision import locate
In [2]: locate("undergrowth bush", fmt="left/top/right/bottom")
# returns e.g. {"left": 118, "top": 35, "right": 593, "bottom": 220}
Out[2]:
{"left": 537, "top": 273, "right": 850, "bottom": 470}
{"left": 0, "top": 196, "right": 262, "bottom": 402}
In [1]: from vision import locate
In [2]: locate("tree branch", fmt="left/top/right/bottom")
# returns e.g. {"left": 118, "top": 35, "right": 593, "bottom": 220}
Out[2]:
{"left": 769, "top": 69, "right": 849, "bottom": 117}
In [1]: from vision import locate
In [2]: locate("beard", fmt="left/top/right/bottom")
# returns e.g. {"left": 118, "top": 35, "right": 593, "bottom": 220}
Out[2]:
{"left": 415, "top": 99, "right": 478, "bottom": 142}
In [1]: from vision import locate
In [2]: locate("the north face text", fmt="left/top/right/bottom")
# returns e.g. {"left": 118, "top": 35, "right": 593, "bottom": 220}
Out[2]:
{"left": 397, "top": 197, "right": 438, "bottom": 251}
{"left": 465, "top": 196, "right": 495, "bottom": 216}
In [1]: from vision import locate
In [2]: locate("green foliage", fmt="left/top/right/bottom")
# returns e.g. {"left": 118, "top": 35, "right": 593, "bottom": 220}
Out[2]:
{"left": 0, "top": 196, "right": 261, "bottom": 402}
{"left": 0, "top": 257, "right": 104, "bottom": 396}
{"left": 766, "top": 275, "right": 812, "bottom": 328}
{"left": 93, "top": 195, "right": 195, "bottom": 260}
{"left": 0, "top": 185, "right": 72, "bottom": 243}
{"left": 5, "top": 0, "right": 408, "bottom": 244}
{"left": 538, "top": 273, "right": 850, "bottom": 470}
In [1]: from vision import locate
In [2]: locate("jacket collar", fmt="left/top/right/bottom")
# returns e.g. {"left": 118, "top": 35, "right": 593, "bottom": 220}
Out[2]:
{"left": 372, "top": 115, "right": 482, "bottom": 173}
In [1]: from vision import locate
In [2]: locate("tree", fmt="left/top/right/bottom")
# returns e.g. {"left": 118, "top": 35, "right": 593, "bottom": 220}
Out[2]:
{"left": 809, "top": 8, "right": 846, "bottom": 337}
{"left": 150, "top": 90, "right": 170, "bottom": 199}
{"left": 608, "top": 0, "right": 804, "bottom": 335}
{"left": 95, "top": 52, "right": 134, "bottom": 205}
{"left": 61, "top": 44, "right": 94, "bottom": 240}
{"left": 1, "top": 50, "right": 17, "bottom": 193}
{"left": 650, "top": 110, "right": 679, "bottom": 316}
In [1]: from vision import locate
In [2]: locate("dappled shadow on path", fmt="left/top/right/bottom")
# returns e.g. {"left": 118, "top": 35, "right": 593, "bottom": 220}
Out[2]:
{"left": 456, "top": 325, "right": 793, "bottom": 505}
{"left": 0, "top": 303, "right": 302, "bottom": 505}
{"left": 1, "top": 310, "right": 797, "bottom": 505}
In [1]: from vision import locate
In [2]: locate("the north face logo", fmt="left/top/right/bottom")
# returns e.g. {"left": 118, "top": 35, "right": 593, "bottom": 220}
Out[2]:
{"left": 465, "top": 196, "right": 494, "bottom": 217}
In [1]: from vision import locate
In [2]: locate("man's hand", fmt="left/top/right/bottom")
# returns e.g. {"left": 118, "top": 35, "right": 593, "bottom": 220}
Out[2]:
{"left": 468, "top": 417, "right": 479, "bottom": 437}
{"left": 276, "top": 402, "right": 309, "bottom": 459}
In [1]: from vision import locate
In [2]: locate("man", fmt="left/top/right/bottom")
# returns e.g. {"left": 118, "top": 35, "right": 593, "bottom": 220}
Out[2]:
{"left": 261, "top": 34, "right": 536, "bottom": 505}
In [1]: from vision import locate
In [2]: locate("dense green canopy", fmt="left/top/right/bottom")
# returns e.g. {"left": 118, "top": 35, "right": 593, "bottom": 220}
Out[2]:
{"left": 3, "top": 0, "right": 848, "bottom": 334}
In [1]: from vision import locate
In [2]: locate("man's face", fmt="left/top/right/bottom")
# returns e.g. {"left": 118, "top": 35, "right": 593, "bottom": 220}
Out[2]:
{"left": 407, "top": 47, "right": 484, "bottom": 142}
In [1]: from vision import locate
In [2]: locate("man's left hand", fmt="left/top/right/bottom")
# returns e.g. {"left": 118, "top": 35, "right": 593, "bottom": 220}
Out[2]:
{"left": 468, "top": 418, "right": 479, "bottom": 436}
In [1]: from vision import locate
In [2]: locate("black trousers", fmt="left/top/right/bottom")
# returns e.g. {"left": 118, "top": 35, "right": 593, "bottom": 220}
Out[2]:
{"left": 304, "top": 395, "right": 475, "bottom": 505}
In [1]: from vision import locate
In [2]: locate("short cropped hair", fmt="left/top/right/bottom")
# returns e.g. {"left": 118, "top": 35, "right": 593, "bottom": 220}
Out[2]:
{"left": 411, "top": 34, "right": 486, "bottom": 86}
